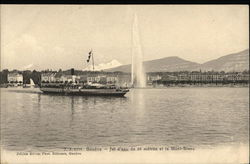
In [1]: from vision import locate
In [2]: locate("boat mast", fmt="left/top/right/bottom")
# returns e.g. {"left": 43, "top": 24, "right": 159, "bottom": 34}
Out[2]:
{"left": 92, "top": 50, "right": 95, "bottom": 71}
{"left": 131, "top": 15, "right": 134, "bottom": 85}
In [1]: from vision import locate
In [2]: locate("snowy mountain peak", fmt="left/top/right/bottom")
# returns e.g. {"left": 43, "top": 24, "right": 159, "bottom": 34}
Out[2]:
{"left": 22, "top": 64, "right": 34, "bottom": 70}
{"left": 84, "top": 59, "right": 122, "bottom": 71}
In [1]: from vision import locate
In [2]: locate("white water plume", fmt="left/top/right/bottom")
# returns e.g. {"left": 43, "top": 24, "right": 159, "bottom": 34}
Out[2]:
{"left": 131, "top": 13, "right": 146, "bottom": 88}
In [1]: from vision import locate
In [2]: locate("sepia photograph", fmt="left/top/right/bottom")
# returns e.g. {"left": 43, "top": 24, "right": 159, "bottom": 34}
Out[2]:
{"left": 0, "top": 5, "right": 249, "bottom": 164}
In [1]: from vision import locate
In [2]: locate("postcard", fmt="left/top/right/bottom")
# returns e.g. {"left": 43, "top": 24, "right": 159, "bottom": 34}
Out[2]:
{"left": 0, "top": 5, "right": 249, "bottom": 164}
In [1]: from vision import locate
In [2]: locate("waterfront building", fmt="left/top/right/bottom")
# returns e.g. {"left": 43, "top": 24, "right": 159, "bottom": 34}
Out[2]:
{"left": 8, "top": 72, "right": 23, "bottom": 83}
{"left": 107, "top": 76, "right": 118, "bottom": 84}
{"left": 161, "top": 75, "right": 177, "bottom": 81}
{"left": 190, "top": 73, "right": 201, "bottom": 81}
{"left": 79, "top": 75, "right": 88, "bottom": 83}
{"left": 241, "top": 72, "right": 249, "bottom": 81}
{"left": 41, "top": 72, "right": 56, "bottom": 82}
{"left": 86, "top": 75, "right": 118, "bottom": 84}
{"left": 87, "top": 75, "right": 101, "bottom": 83}
{"left": 147, "top": 74, "right": 162, "bottom": 82}
{"left": 117, "top": 73, "right": 131, "bottom": 86}
{"left": 54, "top": 73, "right": 63, "bottom": 82}
{"left": 61, "top": 75, "right": 78, "bottom": 83}
{"left": 177, "top": 73, "right": 190, "bottom": 81}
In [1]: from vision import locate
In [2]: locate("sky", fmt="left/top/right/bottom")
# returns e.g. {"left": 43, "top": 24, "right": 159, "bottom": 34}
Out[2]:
{"left": 1, "top": 5, "right": 249, "bottom": 70}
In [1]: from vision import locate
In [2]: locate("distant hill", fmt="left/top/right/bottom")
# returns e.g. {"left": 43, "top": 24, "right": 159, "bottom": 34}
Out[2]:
{"left": 106, "top": 56, "right": 200, "bottom": 72}
{"left": 197, "top": 49, "right": 249, "bottom": 72}
{"left": 106, "top": 49, "right": 249, "bottom": 72}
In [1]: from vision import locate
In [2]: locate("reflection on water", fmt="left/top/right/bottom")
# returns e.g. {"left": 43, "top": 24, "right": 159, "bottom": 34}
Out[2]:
{"left": 0, "top": 87, "right": 249, "bottom": 151}
{"left": 131, "top": 89, "right": 145, "bottom": 117}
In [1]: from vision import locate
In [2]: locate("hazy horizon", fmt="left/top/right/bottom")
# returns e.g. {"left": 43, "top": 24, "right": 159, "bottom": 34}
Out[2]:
{"left": 1, "top": 5, "right": 249, "bottom": 71}
{"left": 1, "top": 48, "right": 248, "bottom": 71}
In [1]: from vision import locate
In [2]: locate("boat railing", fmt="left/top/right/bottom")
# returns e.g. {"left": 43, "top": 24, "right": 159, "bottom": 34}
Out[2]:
{"left": 41, "top": 82, "right": 130, "bottom": 90}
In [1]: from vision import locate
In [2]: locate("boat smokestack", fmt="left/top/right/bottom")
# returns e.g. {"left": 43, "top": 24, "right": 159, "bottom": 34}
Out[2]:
{"left": 71, "top": 68, "right": 75, "bottom": 75}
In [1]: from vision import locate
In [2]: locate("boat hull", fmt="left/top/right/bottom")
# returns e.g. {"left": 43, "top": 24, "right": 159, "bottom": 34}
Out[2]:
{"left": 40, "top": 87, "right": 128, "bottom": 96}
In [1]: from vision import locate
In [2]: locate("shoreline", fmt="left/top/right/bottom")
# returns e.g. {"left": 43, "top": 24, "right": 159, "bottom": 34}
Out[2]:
{"left": 1, "top": 84, "right": 249, "bottom": 89}
{"left": 143, "top": 83, "right": 249, "bottom": 88}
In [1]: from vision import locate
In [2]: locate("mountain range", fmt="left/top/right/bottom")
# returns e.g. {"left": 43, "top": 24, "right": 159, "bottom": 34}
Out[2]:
{"left": 105, "top": 49, "right": 249, "bottom": 72}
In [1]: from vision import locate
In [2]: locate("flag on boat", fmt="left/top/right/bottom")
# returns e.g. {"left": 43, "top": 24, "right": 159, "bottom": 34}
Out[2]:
{"left": 87, "top": 50, "right": 92, "bottom": 62}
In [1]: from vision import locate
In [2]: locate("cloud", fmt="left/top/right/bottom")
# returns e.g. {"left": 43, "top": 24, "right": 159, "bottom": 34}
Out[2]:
{"left": 17, "top": 34, "right": 43, "bottom": 52}
{"left": 1, "top": 34, "right": 45, "bottom": 69}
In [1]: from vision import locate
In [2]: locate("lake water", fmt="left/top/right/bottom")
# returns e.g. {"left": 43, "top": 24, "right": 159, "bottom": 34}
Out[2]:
{"left": 1, "top": 87, "right": 249, "bottom": 151}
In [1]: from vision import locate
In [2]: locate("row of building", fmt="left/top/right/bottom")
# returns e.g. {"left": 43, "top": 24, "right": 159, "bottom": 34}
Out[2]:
{"left": 6, "top": 71, "right": 250, "bottom": 85}
{"left": 148, "top": 72, "right": 250, "bottom": 83}
{"left": 41, "top": 72, "right": 119, "bottom": 84}
{"left": 41, "top": 71, "right": 250, "bottom": 85}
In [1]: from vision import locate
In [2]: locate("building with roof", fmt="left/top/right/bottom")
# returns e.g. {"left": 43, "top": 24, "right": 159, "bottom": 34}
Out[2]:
{"left": 41, "top": 72, "right": 57, "bottom": 82}
{"left": 8, "top": 72, "right": 23, "bottom": 83}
